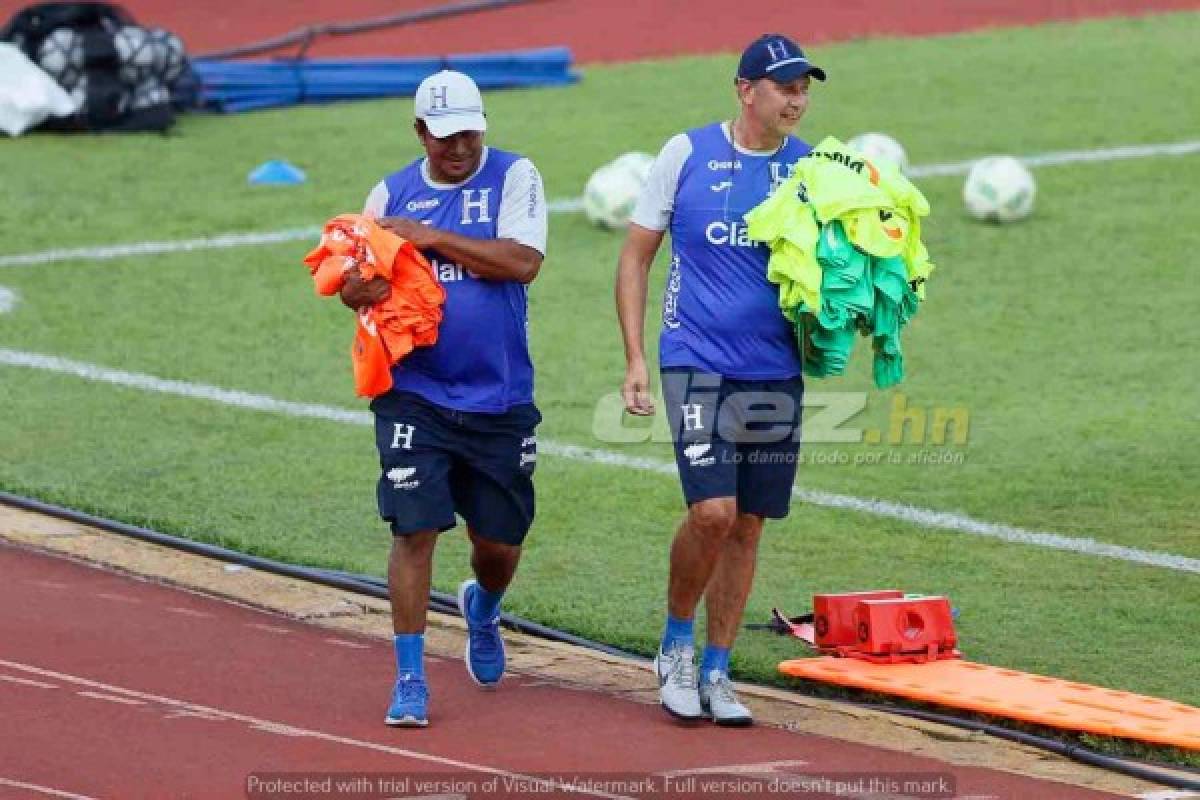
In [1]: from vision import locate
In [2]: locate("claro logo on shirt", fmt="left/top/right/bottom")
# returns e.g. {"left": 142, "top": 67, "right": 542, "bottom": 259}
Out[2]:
{"left": 431, "top": 256, "right": 478, "bottom": 282}
{"left": 705, "top": 221, "right": 757, "bottom": 247}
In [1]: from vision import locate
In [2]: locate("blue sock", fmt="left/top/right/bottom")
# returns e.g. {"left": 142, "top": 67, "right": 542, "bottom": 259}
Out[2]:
{"left": 393, "top": 633, "right": 424, "bottom": 680}
{"left": 468, "top": 582, "right": 504, "bottom": 622}
{"left": 701, "top": 645, "right": 731, "bottom": 680}
{"left": 661, "top": 615, "right": 694, "bottom": 652}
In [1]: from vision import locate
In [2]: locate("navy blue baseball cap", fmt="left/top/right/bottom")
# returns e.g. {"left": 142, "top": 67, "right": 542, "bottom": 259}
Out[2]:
{"left": 737, "top": 34, "right": 826, "bottom": 83}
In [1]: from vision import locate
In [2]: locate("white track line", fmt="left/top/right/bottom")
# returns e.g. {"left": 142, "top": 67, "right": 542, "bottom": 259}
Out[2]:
{"left": 164, "top": 607, "right": 214, "bottom": 618}
{"left": 325, "top": 638, "right": 371, "bottom": 649}
{"left": 1, "top": 140, "right": 1196, "bottom": 268}
{"left": 0, "top": 658, "right": 631, "bottom": 799}
{"left": 95, "top": 592, "right": 142, "bottom": 604}
{"left": 2, "top": 347, "right": 1198, "bottom": 575}
{"left": 0, "top": 778, "right": 99, "bottom": 800}
{"left": 76, "top": 690, "right": 146, "bottom": 706}
{"left": 0, "top": 674, "right": 59, "bottom": 689}
{"left": 658, "top": 760, "right": 810, "bottom": 778}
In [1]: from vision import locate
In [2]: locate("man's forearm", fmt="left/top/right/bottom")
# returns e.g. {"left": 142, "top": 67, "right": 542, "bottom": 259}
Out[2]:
{"left": 426, "top": 228, "right": 542, "bottom": 284}
{"left": 615, "top": 257, "right": 651, "bottom": 365}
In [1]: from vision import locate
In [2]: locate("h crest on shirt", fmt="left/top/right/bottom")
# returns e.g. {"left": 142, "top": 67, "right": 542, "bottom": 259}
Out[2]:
{"left": 460, "top": 188, "right": 492, "bottom": 224}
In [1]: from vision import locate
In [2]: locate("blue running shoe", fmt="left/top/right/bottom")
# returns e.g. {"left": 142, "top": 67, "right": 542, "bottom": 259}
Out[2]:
{"left": 458, "top": 579, "right": 505, "bottom": 688}
{"left": 384, "top": 673, "right": 429, "bottom": 727}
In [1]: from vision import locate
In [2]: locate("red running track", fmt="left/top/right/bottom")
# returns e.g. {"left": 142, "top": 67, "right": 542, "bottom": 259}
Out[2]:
{"left": 0, "top": 542, "right": 1127, "bottom": 800}
{"left": 3, "top": 0, "right": 1194, "bottom": 62}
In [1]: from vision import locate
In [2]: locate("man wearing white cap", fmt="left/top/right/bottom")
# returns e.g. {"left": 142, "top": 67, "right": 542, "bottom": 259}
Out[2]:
{"left": 341, "top": 69, "right": 548, "bottom": 728}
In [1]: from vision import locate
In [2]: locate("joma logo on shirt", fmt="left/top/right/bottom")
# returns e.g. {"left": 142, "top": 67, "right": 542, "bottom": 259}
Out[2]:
{"left": 406, "top": 198, "right": 440, "bottom": 212}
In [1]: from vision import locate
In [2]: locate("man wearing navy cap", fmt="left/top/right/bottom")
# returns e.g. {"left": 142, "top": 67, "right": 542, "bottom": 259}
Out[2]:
{"left": 614, "top": 35, "right": 825, "bottom": 726}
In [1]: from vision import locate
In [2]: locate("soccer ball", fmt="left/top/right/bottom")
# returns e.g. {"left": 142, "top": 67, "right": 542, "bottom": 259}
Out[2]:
{"left": 148, "top": 27, "right": 187, "bottom": 84}
{"left": 582, "top": 152, "right": 655, "bottom": 230}
{"left": 963, "top": 156, "right": 1036, "bottom": 223}
{"left": 130, "top": 79, "right": 170, "bottom": 110}
{"left": 847, "top": 132, "right": 909, "bottom": 174}
{"left": 37, "top": 28, "right": 85, "bottom": 91}
{"left": 113, "top": 26, "right": 157, "bottom": 86}
{"left": 610, "top": 151, "right": 655, "bottom": 184}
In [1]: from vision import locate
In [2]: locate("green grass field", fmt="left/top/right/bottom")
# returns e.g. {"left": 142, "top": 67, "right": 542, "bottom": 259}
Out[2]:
{"left": 2, "top": 12, "right": 1198, "bottom": 757}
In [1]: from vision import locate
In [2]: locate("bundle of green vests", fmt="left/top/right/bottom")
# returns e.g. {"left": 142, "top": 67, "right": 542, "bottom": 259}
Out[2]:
{"left": 745, "top": 136, "right": 935, "bottom": 388}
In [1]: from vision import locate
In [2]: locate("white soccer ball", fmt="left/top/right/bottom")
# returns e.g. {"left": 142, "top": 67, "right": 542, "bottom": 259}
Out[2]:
{"left": 847, "top": 132, "right": 909, "bottom": 174}
{"left": 142, "top": 27, "right": 187, "bottom": 84}
{"left": 113, "top": 26, "right": 156, "bottom": 86}
{"left": 610, "top": 151, "right": 655, "bottom": 184}
{"left": 963, "top": 156, "right": 1037, "bottom": 223}
{"left": 37, "top": 28, "right": 85, "bottom": 90}
{"left": 582, "top": 152, "right": 654, "bottom": 230}
{"left": 130, "top": 79, "right": 170, "bottom": 110}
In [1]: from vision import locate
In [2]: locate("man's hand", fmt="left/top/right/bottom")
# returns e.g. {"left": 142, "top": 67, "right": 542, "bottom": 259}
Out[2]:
{"left": 339, "top": 269, "right": 391, "bottom": 310}
{"left": 622, "top": 359, "right": 656, "bottom": 416}
{"left": 378, "top": 216, "right": 438, "bottom": 249}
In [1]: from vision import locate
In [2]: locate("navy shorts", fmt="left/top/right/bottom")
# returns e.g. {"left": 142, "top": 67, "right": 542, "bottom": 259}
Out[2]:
{"left": 370, "top": 391, "right": 540, "bottom": 545}
{"left": 661, "top": 367, "right": 803, "bottom": 519}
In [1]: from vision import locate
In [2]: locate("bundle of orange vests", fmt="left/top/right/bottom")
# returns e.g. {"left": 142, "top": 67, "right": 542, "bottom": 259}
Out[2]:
{"left": 303, "top": 214, "right": 445, "bottom": 397}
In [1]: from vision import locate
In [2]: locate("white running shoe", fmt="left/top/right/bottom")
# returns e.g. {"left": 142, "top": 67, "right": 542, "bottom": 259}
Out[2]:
{"left": 699, "top": 670, "right": 753, "bottom": 727}
{"left": 654, "top": 643, "right": 704, "bottom": 720}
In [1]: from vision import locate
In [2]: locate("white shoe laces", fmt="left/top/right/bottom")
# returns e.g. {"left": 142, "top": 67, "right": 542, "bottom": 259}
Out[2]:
{"left": 706, "top": 673, "right": 739, "bottom": 705}
{"left": 664, "top": 646, "right": 697, "bottom": 689}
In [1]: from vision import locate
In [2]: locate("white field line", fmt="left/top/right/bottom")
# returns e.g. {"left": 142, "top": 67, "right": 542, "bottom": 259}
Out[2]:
{"left": 1, "top": 140, "right": 1196, "bottom": 268}
{"left": 0, "top": 287, "right": 17, "bottom": 314}
{"left": 0, "top": 658, "right": 632, "bottom": 799}
{"left": 2, "top": 347, "right": 1198, "bottom": 576}
{"left": 0, "top": 205, "right": 581, "bottom": 268}
{"left": 0, "top": 227, "right": 322, "bottom": 268}
{"left": 908, "top": 139, "right": 1200, "bottom": 178}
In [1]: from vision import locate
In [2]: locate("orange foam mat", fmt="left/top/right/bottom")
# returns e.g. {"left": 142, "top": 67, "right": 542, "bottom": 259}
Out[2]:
{"left": 779, "top": 657, "right": 1200, "bottom": 751}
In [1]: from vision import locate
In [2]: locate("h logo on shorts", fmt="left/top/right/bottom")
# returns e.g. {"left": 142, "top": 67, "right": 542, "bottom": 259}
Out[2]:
{"left": 680, "top": 404, "right": 705, "bottom": 432}
{"left": 391, "top": 423, "right": 415, "bottom": 450}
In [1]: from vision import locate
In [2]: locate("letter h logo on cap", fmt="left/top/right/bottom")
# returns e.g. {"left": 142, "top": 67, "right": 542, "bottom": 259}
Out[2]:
{"left": 738, "top": 33, "right": 827, "bottom": 83}
{"left": 765, "top": 39, "right": 791, "bottom": 64}
{"left": 429, "top": 84, "right": 449, "bottom": 111}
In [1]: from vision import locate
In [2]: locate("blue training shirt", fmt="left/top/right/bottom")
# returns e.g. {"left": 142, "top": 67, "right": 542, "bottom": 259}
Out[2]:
{"left": 632, "top": 122, "right": 811, "bottom": 380}
{"left": 364, "top": 147, "right": 547, "bottom": 413}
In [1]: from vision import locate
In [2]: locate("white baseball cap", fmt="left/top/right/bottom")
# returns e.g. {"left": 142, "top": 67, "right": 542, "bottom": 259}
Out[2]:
{"left": 413, "top": 70, "right": 487, "bottom": 138}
